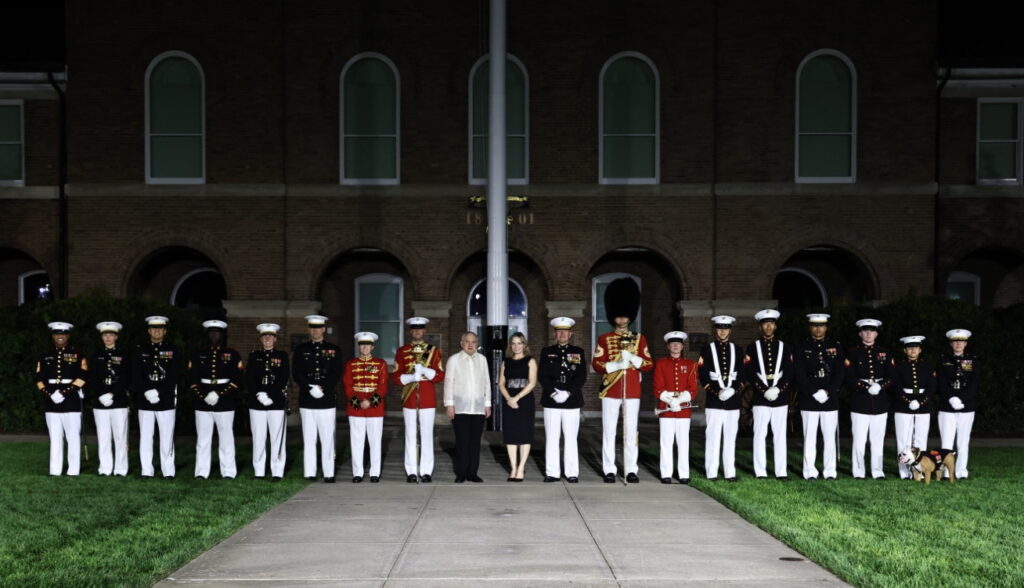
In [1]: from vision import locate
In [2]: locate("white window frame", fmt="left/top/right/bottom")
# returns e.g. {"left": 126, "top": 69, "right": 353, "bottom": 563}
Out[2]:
{"left": 145, "top": 51, "right": 206, "bottom": 185}
{"left": 977, "top": 98, "right": 1023, "bottom": 186}
{"left": 340, "top": 52, "right": 400, "bottom": 186}
{"left": 467, "top": 54, "right": 529, "bottom": 186}
{"left": 946, "top": 270, "right": 981, "bottom": 305}
{"left": 17, "top": 269, "right": 47, "bottom": 304}
{"left": 465, "top": 278, "right": 528, "bottom": 342}
{"left": 795, "top": 49, "right": 857, "bottom": 184}
{"left": 0, "top": 98, "right": 25, "bottom": 186}
{"left": 591, "top": 272, "right": 641, "bottom": 358}
{"left": 599, "top": 51, "right": 660, "bottom": 185}
{"left": 354, "top": 273, "right": 404, "bottom": 362}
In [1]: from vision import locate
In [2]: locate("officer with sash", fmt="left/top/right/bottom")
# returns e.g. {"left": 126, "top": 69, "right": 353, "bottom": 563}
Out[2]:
{"left": 744, "top": 309, "right": 792, "bottom": 480}
{"left": 699, "top": 315, "right": 742, "bottom": 481}
{"left": 35, "top": 321, "right": 87, "bottom": 476}
{"left": 592, "top": 277, "right": 652, "bottom": 483}
{"left": 794, "top": 313, "right": 845, "bottom": 480}
{"left": 132, "top": 315, "right": 179, "bottom": 478}
{"left": 246, "top": 323, "right": 290, "bottom": 480}
{"left": 292, "top": 314, "right": 342, "bottom": 482}
{"left": 392, "top": 317, "right": 444, "bottom": 483}
{"left": 90, "top": 321, "right": 131, "bottom": 476}
{"left": 188, "top": 320, "right": 243, "bottom": 479}
{"left": 538, "top": 316, "right": 588, "bottom": 483}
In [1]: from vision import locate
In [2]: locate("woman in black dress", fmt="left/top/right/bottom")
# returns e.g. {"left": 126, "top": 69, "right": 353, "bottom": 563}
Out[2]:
{"left": 499, "top": 333, "right": 538, "bottom": 481}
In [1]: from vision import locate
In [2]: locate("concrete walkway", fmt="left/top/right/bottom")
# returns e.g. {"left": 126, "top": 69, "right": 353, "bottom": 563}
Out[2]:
{"left": 159, "top": 420, "right": 848, "bottom": 587}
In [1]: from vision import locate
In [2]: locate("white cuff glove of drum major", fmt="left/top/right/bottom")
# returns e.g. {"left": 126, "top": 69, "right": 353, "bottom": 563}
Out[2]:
{"left": 309, "top": 385, "right": 324, "bottom": 399}
{"left": 256, "top": 391, "right": 273, "bottom": 407}
{"left": 909, "top": 400, "right": 921, "bottom": 411}
{"left": 51, "top": 391, "right": 65, "bottom": 404}
{"left": 399, "top": 374, "right": 417, "bottom": 385}
{"left": 718, "top": 387, "right": 735, "bottom": 402}
{"left": 764, "top": 386, "right": 781, "bottom": 402}
{"left": 552, "top": 389, "right": 570, "bottom": 404}
{"left": 144, "top": 388, "right": 160, "bottom": 404}
{"left": 99, "top": 392, "right": 114, "bottom": 407}
{"left": 868, "top": 382, "right": 881, "bottom": 396}
{"left": 204, "top": 391, "right": 219, "bottom": 406}
{"left": 949, "top": 396, "right": 965, "bottom": 410}
{"left": 813, "top": 389, "right": 829, "bottom": 404}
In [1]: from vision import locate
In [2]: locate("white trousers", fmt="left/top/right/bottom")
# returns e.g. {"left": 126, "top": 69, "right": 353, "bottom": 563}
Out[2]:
{"left": 93, "top": 408, "right": 129, "bottom": 476}
{"left": 195, "top": 411, "right": 236, "bottom": 478}
{"left": 300, "top": 407, "right": 336, "bottom": 477}
{"left": 801, "top": 410, "right": 837, "bottom": 479}
{"left": 752, "top": 405, "right": 788, "bottom": 477}
{"left": 45, "top": 412, "right": 81, "bottom": 476}
{"left": 894, "top": 413, "right": 930, "bottom": 478}
{"left": 658, "top": 418, "right": 690, "bottom": 479}
{"left": 349, "top": 416, "right": 384, "bottom": 477}
{"left": 543, "top": 408, "right": 580, "bottom": 478}
{"left": 250, "top": 409, "right": 287, "bottom": 477}
{"left": 138, "top": 409, "right": 176, "bottom": 477}
{"left": 850, "top": 412, "right": 888, "bottom": 478}
{"left": 938, "top": 411, "right": 974, "bottom": 478}
{"left": 601, "top": 398, "right": 640, "bottom": 475}
{"left": 704, "top": 408, "right": 739, "bottom": 479}
{"left": 403, "top": 408, "right": 435, "bottom": 476}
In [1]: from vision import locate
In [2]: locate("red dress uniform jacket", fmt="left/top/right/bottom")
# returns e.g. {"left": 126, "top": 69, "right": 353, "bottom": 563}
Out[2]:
{"left": 391, "top": 342, "right": 444, "bottom": 409}
{"left": 345, "top": 356, "right": 388, "bottom": 417}
{"left": 653, "top": 356, "right": 699, "bottom": 418}
{"left": 592, "top": 331, "right": 654, "bottom": 399}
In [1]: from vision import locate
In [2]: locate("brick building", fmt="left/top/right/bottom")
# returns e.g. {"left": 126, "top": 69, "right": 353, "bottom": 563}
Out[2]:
{"left": 2, "top": 1, "right": 1022, "bottom": 414}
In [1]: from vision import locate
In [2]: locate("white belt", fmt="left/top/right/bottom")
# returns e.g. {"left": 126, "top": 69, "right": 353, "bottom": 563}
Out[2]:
{"left": 859, "top": 378, "right": 879, "bottom": 384}
{"left": 902, "top": 388, "right": 921, "bottom": 394}
{"left": 47, "top": 379, "right": 73, "bottom": 384}
{"left": 200, "top": 378, "right": 231, "bottom": 384}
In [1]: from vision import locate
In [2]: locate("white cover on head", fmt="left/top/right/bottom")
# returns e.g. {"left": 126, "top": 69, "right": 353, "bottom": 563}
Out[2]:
{"left": 202, "top": 320, "right": 228, "bottom": 329}
{"left": 354, "top": 331, "right": 379, "bottom": 344}
{"left": 145, "top": 315, "right": 169, "bottom": 326}
{"left": 945, "top": 329, "right": 971, "bottom": 341}
{"left": 710, "top": 315, "right": 736, "bottom": 327}
{"left": 899, "top": 335, "right": 925, "bottom": 345}
{"left": 96, "top": 321, "right": 123, "bottom": 333}
{"left": 550, "top": 316, "right": 576, "bottom": 329}
{"left": 663, "top": 330, "right": 688, "bottom": 342}
{"left": 257, "top": 323, "right": 281, "bottom": 335}
{"left": 48, "top": 321, "right": 73, "bottom": 332}
{"left": 304, "top": 314, "right": 328, "bottom": 326}
{"left": 806, "top": 313, "right": 830, "bottom": 324}
{"left": 405, "top": 316, "right": 429, "bottom": 327}
{"left": 754, "top": 309, "right": 780, "bottom": 321}
{"left": 855, "top": 318, "right": 882, "bottom": 329}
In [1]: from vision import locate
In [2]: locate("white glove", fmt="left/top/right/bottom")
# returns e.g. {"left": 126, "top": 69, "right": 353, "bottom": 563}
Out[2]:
{"left": 949, "top": 396, "right": 964, "bottom": 410}
{"left": 668, "top": 400, "right": 682, "bottom": 412}
{"left": 605, "top": 359, "right": 627, "bottom": 372}
{"left": 99, "top": 392, "right": 114, "bottom": 407}
{"left": 399, "top": 373, "right": 416, "bottom": 385}
{"left": 813, "top": 389, "right": 829, "bottom": 404}
{"left": 764, "top": 386, "right": 780, "bottom": 402}
{"left": 628, "top": 354, "right": 643, "bottom": 369}
{"left": 256, "top": 391, "right": 272, "bottom": 407}
{"left": 51, "top": 391, "right": 65, "bottom": 404}
{"left": 718, "top": 387, "right": 735, "bottom": 402}
{"left": 204, "top": 391, "right": 219, "bottom": 406}
{"left": 679, "top": 391, "right": 692, "bottom": 404}
{"left": 619, "top": 350, "right": 634, "bottom": 362}
{"left": 413, "top": 363, "right": 424, "bottom": 378}
{"left": 421, "top": 367, "right": 436, "bottom": 380}
{"left": 659, "top": 391, "right": 675, "bottom": 404}
{"left": 868, "top": 382, "right": 881, "bottom": 396}
{"left": 144, "top": 388, "right": 160, "bottom": 404}
{"left": 553, "top": 389, "right": 570, "bottom": 404}
{"left": 909, "top": 400, "right": 920, "bottom": 411}
{"left": 77, "top": 388, "right": 85, "bottom": 399}
{"left": 309, "top": 384, "right": 324, "bottom": 399}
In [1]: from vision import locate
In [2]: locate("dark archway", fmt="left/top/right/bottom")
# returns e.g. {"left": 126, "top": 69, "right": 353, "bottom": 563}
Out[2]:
{"left": 128, "top": 246, "right": 226, "bottom": 320}
{"left": 945, "top": 247, "right": 1024, "bottom": 308}
{"left": 0, "top": 248, "right": 51, "bottom": 306}
{"left": 773, "top": 245, "right": 876, "bottom": 311}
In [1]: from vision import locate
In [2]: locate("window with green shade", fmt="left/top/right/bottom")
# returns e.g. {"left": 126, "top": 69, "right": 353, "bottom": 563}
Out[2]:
{"left": 469, "top": 55, "right": 527, "bottom": 184}
{"left": 977, "top": 99, "right": 1022, "bottom": 184}
{"left": 342, "top": 54, "right": 399, "bottom": 184}
{"left": 0, "top": 100, "right": 24, "bottom": 184}
{"left": 355, "top": 274, "right": 403, "bottom": 362}
{"left": 591, "top": 273, "right": 641, "bottom": 358}
{"left": 600, "top": 53, "right": 658, "bottom": 184}
{"left": 796, "top": 51, "right": 856, "bottom": 182}
{"left": 146, "top": 52, "right": 204, "bottom": 183}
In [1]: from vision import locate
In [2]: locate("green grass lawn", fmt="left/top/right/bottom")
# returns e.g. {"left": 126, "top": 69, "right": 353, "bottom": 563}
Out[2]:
{"left": 675, "top": 443, "right": 1024, "bottom": 588}
{"left": 0, "top": 440, "right": 311, "bottom": 587}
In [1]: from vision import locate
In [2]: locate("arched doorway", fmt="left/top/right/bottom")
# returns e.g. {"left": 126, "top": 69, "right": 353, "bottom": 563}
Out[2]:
{"left": 773, "top": 245, "right": 876, "bottom": 310}
{"left": 466, "top": 278, "right": 529, "bottom": 344}
{"left": 0, "top": 248, "right": 50, "bottom": 305}
{"left": 946, "top": 247, "right": 1023, "bottom": 308}
{"left": 129, "top": 246, "right": 227, "bottom": 320}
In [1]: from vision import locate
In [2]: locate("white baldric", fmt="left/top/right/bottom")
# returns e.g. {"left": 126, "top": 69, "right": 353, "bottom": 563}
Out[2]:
{"left": 755, "top": 339, "right": 784, "bottom": 387}
{"left": 709, "top": 341, "right": 737, "bottom": 389}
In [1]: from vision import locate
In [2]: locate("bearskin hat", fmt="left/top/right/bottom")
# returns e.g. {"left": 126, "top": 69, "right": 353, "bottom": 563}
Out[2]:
{"left": 604, "top": 277, "right": 640, "bottom": 325}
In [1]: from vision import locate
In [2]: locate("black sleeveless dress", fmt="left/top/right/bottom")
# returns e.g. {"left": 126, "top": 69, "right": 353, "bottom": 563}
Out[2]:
{"left": 502, "top": 357, "right": 535, "bottom": 444}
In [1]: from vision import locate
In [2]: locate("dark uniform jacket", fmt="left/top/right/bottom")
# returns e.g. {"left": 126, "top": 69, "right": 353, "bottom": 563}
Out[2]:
{"left": 292, "top": 340, "right": 342, "bottom": 409}
{"left": 88, "top": 346, "right": 131, "bottom": 410}
{"left": 188, "top": 346, "right": 244, "bottom": 412}
{"left": 132, "top": 341, "right": 180, "bottom": 411}
{"left": 743, "top": 337, "right": 793, "bottom": 408}
{"left": 844, "top": 344, "right": 894, "bottom": 415}
{"left": 245, "top": 348, "right": 290, "bottom": 411}
{"left": 538, "top": 344, "right": 588, "bottom": 409}
{"left": 35, "top": 346, "right": 87, "bottom": 413}
{"left": 893, "top": 359, "right": 936, "bottom": 415}
{"left": 936, "top": 352, "right": 979, "bottom": 412}
{"left": 794, "top": 338, "right": 845, "bottom": 411}
{"left": 699, "top": 340, "right": 743, "bottom": 410}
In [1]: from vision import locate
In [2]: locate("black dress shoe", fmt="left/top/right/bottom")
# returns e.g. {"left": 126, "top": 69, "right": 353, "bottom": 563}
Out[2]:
{"left": 224, "top": 476, "right": 235, "bottom": 480}
{"left": 756, "top": 475, "right": 767, "bottom": 479}
{"left": 824, "top": 476, "right": 836, "bottom": 481}
{"left": 305, "top": 476, "right": 316, "bottom": 481}
{"left": 351, "top": 476, "right": 362, "bottom": 483}
{"left": 726, "top": 477, "right": 737, "bottom": 483}
{"left": 603, "top": 473, "right": 616, "bottom": 483}
{"left": 776, "top": 476, "right": 788, "bottom": 481}
{"left": 661, "top": 477, "right": 672, "bottom": 484}
{"left": 507, "top": 476, "right": 516, "bottom": 482}
{"left": 165, "top": 475, "right": 175, "bottom": 480}
{"left": 543, "top": 475, "right": 558, "bottom": 483}
{"left": 407, "top": 474, "right": 418, "bottom": 483}
{"left": 566, "top": 477, "right": 579, "bottom": 483}
{"left": 370, "top": 476, "right": 379, "bottom": 483}
{"left": 680, "top": 478, "right": 690, "bottom": 485}
{"left": 454, "top": 476, "right": 465, "bottom": 483}
{"left": 272, "top": 476, "right": 283, "bottom": 482}
{"left": 805, "top": 476, "right": 818, "bottom": 481}
{"left": 469, "top": 476, "right": 484, "bottom": 483}
{"left": 195, "top": 475, "right": 206, "bottom": 480}
{"left": 421, "top": 474, "right": 432, "bottom": 483}
{"left": 626, "top": 473, "right": 639, "bottom": 483}
{"left": 324, "top": 477, "right": 336, "bottom": 483}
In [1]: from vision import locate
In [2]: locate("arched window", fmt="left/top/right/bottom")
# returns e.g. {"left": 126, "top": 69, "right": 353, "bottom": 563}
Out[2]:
{"left": 170, "top": 267, "right": 224, "bottom": 309}
{"left": 355, "top": 273, "right": 404, "bottom": 361}
{"left": 341, "top": 53, "right": 399, "bottom": 185}
{"left": 146, "top": 51, "right": 204, "bottom": 183}
{"left": 0, "top": 99, "right": 24, "bottom": 185}
{"left": 591, "top": 273, "right": 641, "bottom": 355}
{"left": 18, "top": 269, "right": 50, "bottom": 304}
{"left": 468, "top": 55, "right": 528, "bottom": 185}
{"left": 796, "top": 50, "right": 856, "bottom": 183}
{"left": 599, "top": 52, "right": 658, "bottom": 184}
{"left": 946, "top": 270, "right": 981, "bottom": 305}
{"left": 466, "top": 279, "right": 528, "bottom": 346}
